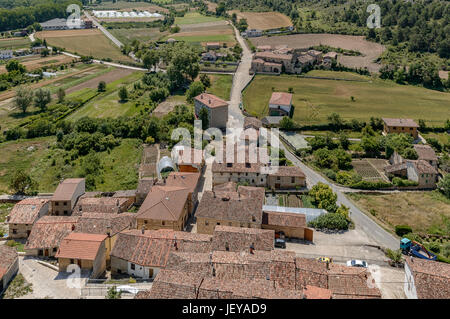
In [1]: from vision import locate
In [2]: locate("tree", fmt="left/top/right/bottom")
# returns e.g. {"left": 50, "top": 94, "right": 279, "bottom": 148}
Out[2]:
{"left": 185, "top": 81, "right": 204, "bottom": 103}
{"left": 142, "top": 50, "right": 159, "bottom": 71}
{"left": 437, "top": 174, "right": 450, "bottom": 199}
{"left": 57, "top": 88, "right": 65, "bottom": 103}
{"left": 280, "top": 116, "right": 294, "bottom": 130}
{"left": 6, "top": 60, "right": 26, "bottom": 73}
{"left": 308, "top": 213, "right": 349, "bottom": 230}
{"left": 361, "top": 135, "right": 381, "bottom": 157}
{"left": 339, "top": 132, "right": 350, "bottom": 150}
{"left": 9, "top": 170, "right": 37, "bottom": 195}
{"left": 105, "top": 286, "right": 122, "bottom": 299}
{"left": 199, "top": 74, "right": 211, "bottom": 88}
{"left": 198, "top": 107, "right": 209, "bottom": 130}
{"left": 98, "top": 81, "right": 106, "bottom": 92}
{"left": 14, "top": 86, "right": 34, "bottom": 113}
{"left": 327, "top": 112, "right": 345, "bottom": 131}
{"left": 34, "top": 88, "right": 51, "bottom": 111}
{"left": 118, "top": 86, "right": 128, "bottom": 102}
{"left": 309, "top": 182, "right": 338, "bottom": 213}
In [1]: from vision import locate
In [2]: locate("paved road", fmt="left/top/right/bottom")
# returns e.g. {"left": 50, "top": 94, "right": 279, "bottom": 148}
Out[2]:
{"left": 224, "top": 25, "right": 398, "bottom": 250}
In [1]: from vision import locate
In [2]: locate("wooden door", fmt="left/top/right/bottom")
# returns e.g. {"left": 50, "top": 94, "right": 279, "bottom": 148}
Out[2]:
{"left": 304, "top": 228, "right": 313, "bottom": 242}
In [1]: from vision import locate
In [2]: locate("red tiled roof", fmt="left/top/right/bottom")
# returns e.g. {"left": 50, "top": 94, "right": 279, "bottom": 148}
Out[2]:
{"left": 262, "top": 210, "right": 306, "bottom": 228}
{"left": 303, "top": 285, "right": 332, "bottom": 299}
{"left": 163, "top": 172, "right": 200, "bottom": 194}
{"left": 73, "top": 197, "right": 131, "bottom": 215}
{"left": 382, "top": 118, "right": 419, "bottom": 128}
{"left": 76, "top": 212, "right": 136, "bottom": 236}
{"left": 413, "top": 144, "right": 438, "bottom": 161}
{"left": 137, "top": 186, "right": 190, "bottom": 221}
{"left": 269, "top": 166, "right": 305, "bottom": 177}
{"left": 55, "top": 233, "right": 107, "bottom": 260}
{"left": 254, "top": 51, "right": 292, "bottom": 61}
{"left": 212, "top": 225, "right": 274, "bottom": 251}
{"left": 412, "top": 160, "right": 438, "bottom": 174}
{"left": 110, "top": 229, "right": 212, "bottom": 268}
{"left": 7, "top": 198, "right": 49, "bottom": 224}
{"left": 25, "top": 216, "right": 79, "bottom": 250}
{"left": 269, "top": 92, "right": 293, "bottom": 106}
{"left": 52, "top": 178, "right": 84, "bottom": 201}
{"left": 406, "top": 257, "right": 450, "bottom": 299}
{"left": 0, "top": 245, "right": 18, "bottom": 279}
{"left": 194, "top": 93, "right": 228, "bottom": 108}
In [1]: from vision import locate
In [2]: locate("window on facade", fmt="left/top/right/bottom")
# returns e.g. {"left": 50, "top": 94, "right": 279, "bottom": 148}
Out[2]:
{"left": 162, "top": 221, "right": 165, "bottom": 226}
{"left": 227, "top": 163, "right": 232, "bottom": 167}
{"left": 205, "top": 220, "right": 209, "bottom": 226}
{"left": 217, "top": 222, "right": 220, "bottom": 225}
{"left": 55, "top": 202, "right": 59, "bottom": 206}
{"left": 277, "top": 176, "right": 280, "bottom": 181}
{"left": 70, "top": 259, "right": 74, "bottom": 264}
{"left": 12, "top": 229, "right": 17, "bottom": 234}
{"left": 225, "top": 242, "right": 229, "bottom": 251}
{"left": 53, "top": 248, "right": 57, "bottom": 252}
{"left": 144, "top": 220, "right": 148, "bottom": 224}
{"left": 291, "top": 177, "right": 295, "bottom": 183}
{"left": 131, "top": 263, "right": 135, "bottom": 270}
{"left": 64, "top": 211, "right": 68, "bottom": 215}
{"left": 245, "top": 163, "right": 251, "bottom": 168}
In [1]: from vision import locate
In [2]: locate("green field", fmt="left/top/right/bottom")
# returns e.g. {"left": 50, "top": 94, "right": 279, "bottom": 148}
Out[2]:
{"left": 174, "top": 12, "right": 224, "bottom": 25}
{"left": 206, "top": 74, "right": 233, "bottom": 101}
{"left": 110, "top": 28, "right": 168, "bottom": 45}
{"left": 243, "top": 71, "right": 450, "bottom": 126}
{"left": 67, "top": 71, "right": 145, "bottom": 120}
{"left": 0, "top": 136, "right": 142, "bottom": 193}
{"left": 165, "top": 33, "right": 235, "bottom": 44}
{"left": 0, "top": 37, "right": 30, "bottom": 50}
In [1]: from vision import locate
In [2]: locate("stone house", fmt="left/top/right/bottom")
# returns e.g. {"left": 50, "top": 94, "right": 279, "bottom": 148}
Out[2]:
{"left": 382, "top": 118, "right": 419, "bottom": 139}
{"left": 195, "top": 186, "right": 265, "bottom": 235}
{"left": 72, "top": 196, "right": 133, "bottom": 216}
{"left": 262, "top": 210, "right": 313, "bottom": 241}
{"left": 413, "top": 144, "right": 438, "bottom": 169}
{"left": 110, "top": 229, "right": 212, "bottom": 279}
{"left": 267, "top": 166, "right": 306, "bottom": 189}
{"left": 7, "top": 198, "right": 50, "bottom": 239}
{"left": 0, "top": 245, "right": 19, "bottom": 294}
{"left": 406, "top": 160, "right": 438, "bottom": 189}
{"left": 50, "top": 178, "right": 85, "bottom": 216}
{"left": 56, "top": 233, "right": 107, "bottom": 278}
{"left": 136, "top": 186, "right": 191, "bottom": 231}
{"left": 211, "top": 225, "right": 274, "bottom": 252}
{"left": 251, "top": 58, "right": 282, "bottom": 74}
{"left": 162, "top": 172, "right": 201, "bottom": 215}
{"left": 194, "top": 93, "right": 228, "bottom": 129}
{"left": 25, "top": 216, "right": 78, "bottom": 257}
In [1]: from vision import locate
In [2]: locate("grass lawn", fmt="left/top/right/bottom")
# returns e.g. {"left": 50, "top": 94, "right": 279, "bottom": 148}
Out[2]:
{"left": 0, "top": 37, "right": 31, "bottom": 50}
{"left": 67, "top": 71, "right": 144, "bottom": 120}
{"left": 347, "top": 191, "right": 450, "bottom": 235}
{"left": 174, "top": 12, "right": 223, "bottom": 25}
{"left": 422, "top": 132, "right": 450, "bottom": 147}
{"left": 0, "top": 203, "right": 13, "bottom": 223}
{"left": 165, "top": 33, "right": 235, "bottom": 44}
{"left": 243, "top": 71, "right": 450, "bottom": 126}
{"left": 206, "top": 74, "right": 233, "bottom": 101}
{"left": 109, "top": 28, "right": 168, "bottom": 45}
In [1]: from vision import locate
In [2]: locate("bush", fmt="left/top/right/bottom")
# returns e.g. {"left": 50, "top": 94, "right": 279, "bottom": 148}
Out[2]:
{"left": 428, "top": 242, "right": 441, "bottom": 253}
{"left": 385, "top": 248, "right": 403, "bottom": 263}
{"left": 323, "top": 169, "right": 336, "bottom": 181}
{"left": 350, "top": 180, "right": 392, "bottom": 189}
{"left": 308, "top": 213, "right": 349, "bottom": 230}
{"left": 443, "top": 242, "right": 450, "bottom": 258}
{"left": 392, "top": 177, "right": 418, "bottom": 187}
{"left": 395, "top": 225, "right": 412, "bottom": 236}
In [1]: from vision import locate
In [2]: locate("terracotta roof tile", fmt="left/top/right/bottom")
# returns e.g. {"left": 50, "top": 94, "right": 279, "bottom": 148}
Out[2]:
{"left": 0, "top": 245, "right": 18, "bottom": 279}
{"left": 269, "top": 166, "right": 305, "bottom": 177}
{"left": 7, "top": 198, "right": 49, "bottom": 224}
{"left": 269, "top": 92, "right": 293, "bottom": 106}
{"left": 406, "top": 257, "right": 450, "bottom": 299}
{"left": 55, "top": 233, "right": 107, "bottom": 260}
{"left": 382, "top": 118, "right": 419, "bottom": 128}
{"left": 73, "top": 197, "right": 131, "bottom": 216}
{"left": 25, "top": 216, "right": 79, "bottom": 250}
{"left": 52, "top": 178, "right": 84, "bottom": 201}
{"left": 262, "top": 210, "right": 306, "bottom": 228}
{"left": 194, "top": 93, "right": 228, "bottom": 108}
{"left": 212, "top": 225, "right": 274, "bottom": 251}
{"left": 76, "top": 212, "right": 136, "bottom": 236}
{"left": 413, "top": 145, "right": 438, "bottom": 162}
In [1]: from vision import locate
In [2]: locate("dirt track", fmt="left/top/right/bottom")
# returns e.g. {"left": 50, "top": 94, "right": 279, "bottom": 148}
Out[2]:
{"left": 251, "top": 33, "right": 386, "bottom": 73}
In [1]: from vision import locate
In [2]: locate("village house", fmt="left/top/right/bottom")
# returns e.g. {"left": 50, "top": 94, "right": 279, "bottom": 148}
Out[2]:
{"left": 323, "top": 52, "right": 338, "bottom": 66}
{"left": 195, "top": 186, "right": 265, "bottom": 235}
{"left": 110, "top": 229, "right": 212, "bottom": 279}
{"left": 7, "top": 198, "right": 50, "bottom": 239}
{"left": 76, "top": 212, "right": 136, "bottom": 264}
{"left": 194, "top": 93, "right": 228, "bottom": 129}
{"left": 262, "top": 210, "right": 314, "bottom": 241}
{"left": 172, "top": 146, "right": 205, "bottom": 173}
{"left": 136, "top": 186, "right": 190, "bottom": 231}
{"left": 211, "top": 225, "right": 274, "bottom": 252}
{"left": 307, "top": 49, "right": 323, "bottom": 62}
{"left": 269, "top": 92, "right": 293, "bottom": 117}
{"left": 404, "top": 257, "right": 450, "bottom": 299}
{"left": 252, "top": 51, "right": 296, "bottom": 74}
{"left": 413, "top": 144, "right": 438, "bottom": 169}
{"left": 0, "top": 245, "right": 19, "bottom": 294}
{"left": 251, "top": 58, "right": 282, "bottom": 74}
{"left": 56, "top": 233, "right": 107, "bottom": 278}
{"left": 0, "top": 50, "right": 13, "bottom": 60}
{"left": 162, "top": 172, "right": 201, "bottom": 215}
{"left": 256, "top": 45, "right": 272, "bottom": 51}
{"left": 112, "top": 190, "right": 137, "bottom": 205}
{"left": 296, "top": 54, "right": 316, "bottom": 68}
{"left": 25, "top": 216, "right": 78, "bottom": 257}
{"left": 50, "top": 178, "right": 85, "bottom": 216}
{"left": 382, "top": 118, "right": 419, "bottom": 139}
{"left": 31, "top": 46, "right": 47, "bottom": 55}
{"left": 72, "top": 196, "right": 133, "bottom": 216}
{"left": 267, "top": 166, "right": 306, "bottom": 189}
{"left": 406, "top": 160, "right": 438, "bottom": 189}
{"left": 244, "top": 116, "right": 263, "bottom": 131}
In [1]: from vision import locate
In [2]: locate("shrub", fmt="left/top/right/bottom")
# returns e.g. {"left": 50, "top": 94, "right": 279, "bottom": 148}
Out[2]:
{"left": 395, "top": 225, "right": 412, "bottom": 236}
{"left": 308, "top": 213, "right": 349, "bottom": 230}
{"left": 385, "top": 248, "right": 403, "bottom": 263}
{"left": 392, "top": 177, "right": 418, "bottom": 187}
{"left": 428, "top": 242, "right": 440, "bottom": 254}
{"left": 350, "top": 180, "right": 392, "bottom": 189}
{"left": 443, "top": 242, "right": 450, "bottom": 258}
{"left": 323, "top": 169, "right": 336, "bottom": 181}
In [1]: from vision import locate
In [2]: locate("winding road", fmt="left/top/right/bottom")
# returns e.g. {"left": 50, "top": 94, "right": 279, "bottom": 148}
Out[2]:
{"left": 227, "top": 27, "right": 398, "bottom": 250}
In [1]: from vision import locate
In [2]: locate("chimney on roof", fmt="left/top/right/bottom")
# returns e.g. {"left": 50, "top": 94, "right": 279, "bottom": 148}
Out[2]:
{"left": 106, "top": 225, "right": 111, "bottom": 237}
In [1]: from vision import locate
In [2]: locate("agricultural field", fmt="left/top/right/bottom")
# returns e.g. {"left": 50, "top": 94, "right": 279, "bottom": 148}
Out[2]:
{"left": 86, "top": 1, "right": 169, "bottom": 13}
{"left": 348, "top": 192, "right": 450, "bottom": 236}
{"left": 67, "top": 71, "right": 145, "bottom": 120}
{"left": 175, "top": 12, "right": 224, "bottom": 25}
{"left": 0, "top": 54, "right": 75, "bottom": 74}
{"left": 109, "top": 27, "right": 168, "bottom": 45}
{"left": 250, "top": 33, "right": 386, "bottom": 73}
{"left": 35, "top": 29, "right": 131, "bottom": 63}
{"left": 351, "top": 159, "right": 389, "bottom": 182}
{"left": 0, "top": 37, "right": 30, "bottom": 50}
{"left": 228, "top": 11, "right": 292, "bottom": 30}
{"left": 242, "top": 71, "right": 450, "bottom": 126}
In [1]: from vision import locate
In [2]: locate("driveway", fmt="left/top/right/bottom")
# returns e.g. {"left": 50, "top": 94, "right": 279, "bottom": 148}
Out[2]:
{"left": 17, "top": 256, "right": 88, "bottom": 299}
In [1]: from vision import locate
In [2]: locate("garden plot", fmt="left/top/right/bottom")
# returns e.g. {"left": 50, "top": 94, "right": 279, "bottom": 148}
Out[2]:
{"left": 351, "top": 159, "right": 388, "bottom": 182}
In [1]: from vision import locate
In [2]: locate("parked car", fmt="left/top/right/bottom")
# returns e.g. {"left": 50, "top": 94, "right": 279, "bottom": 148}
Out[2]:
{"left": 316, "top": 257, "right": 332, "bottom": 263}
{"left": 275, "top": 231, "right": 285, "bottom": 239}
{"left": 346, "top": 259, "right": 368, "bottom": 268}
{"left": 274, "top": 238, "right": 286, "bottom": 249}
{"left": 117, "top": 285, "right": 139, "bottom": 294}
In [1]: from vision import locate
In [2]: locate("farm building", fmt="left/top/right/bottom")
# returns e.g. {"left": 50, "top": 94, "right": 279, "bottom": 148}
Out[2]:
{"left": 266, "top": 166, "right": 306, "bottom": 190}
{"left": 262, "top": 210, "right": 313, "bottom": 241}
{"left": 382, "top": 118, "right": 419, "bottom": 139}
{"left": 7, "top": 198, "right": 50, "bottom": 239}
{"left": 269, "top": 92, "right": 293, "bottom": 117}
{"left": 50, "top": 178, "right": 85, "bottom": 216}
